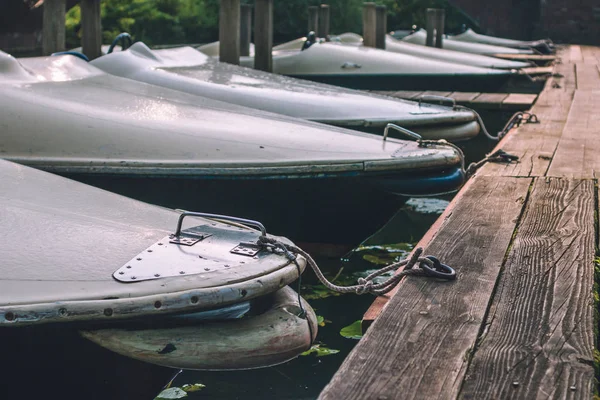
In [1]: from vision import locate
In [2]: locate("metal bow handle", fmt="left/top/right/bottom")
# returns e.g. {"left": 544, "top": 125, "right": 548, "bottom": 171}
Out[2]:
{"left": 418, "top": 95, "right": 456, "bottom": 109}
{"left": 383, "top": 123, "right": 422, "bottom": 142}
{"left": 174, "top": 211, "right": 267, "bottom": 237}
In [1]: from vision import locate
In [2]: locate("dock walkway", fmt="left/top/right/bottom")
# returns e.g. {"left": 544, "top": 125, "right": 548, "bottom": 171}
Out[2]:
{"left": 319, "top": 45, "right": 600, "bottom": 399}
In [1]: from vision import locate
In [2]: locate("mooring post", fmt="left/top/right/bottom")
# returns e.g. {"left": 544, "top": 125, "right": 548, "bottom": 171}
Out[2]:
{"left": 80, "top": 0, "right": 102, "bottom": 60}
{"left": 375, "top": 5, "right": 387, "bottom": 49}
{"left": 240, "top": 4, "right": 252, "bottom": 57}
{"left": 42, "top": 0, "right": 66, "bottom": 55}
{"left": 362, "top": 2, "right": 377, "bottom": 48}
{"left": 318, "top": 4, "right": 330, "bottom": 40}
{"left": 254, "top": 0, "right": 273, "bottom": 72}
{"left": 308, "top": 6, "right": 319, "bottom": 34}
{"left": 435, "top": 9, "right": 445, "bottom": 48}
{"left": 426, "top": 8, "right": 445, "bottom": 48}
{"left": 219, "top": 0, "right": 241, "bottom": 65}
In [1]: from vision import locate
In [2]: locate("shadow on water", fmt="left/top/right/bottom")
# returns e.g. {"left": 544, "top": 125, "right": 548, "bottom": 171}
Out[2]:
{"left": 4, "top": 110, "right": 511, "bottom": 400}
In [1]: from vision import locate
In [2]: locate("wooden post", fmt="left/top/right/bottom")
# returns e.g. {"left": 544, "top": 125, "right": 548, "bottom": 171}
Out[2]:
{"left": 362, "top": 2, "right": 377, "bottom": 48}
{"left": 240, "top": 4, "right": 252, "bottom": 57}
{"left": 308, "top": 6, "right": 319, "bottom": 34}
{"left": 375, "top": 5, "right": 387, "bottom": 49}
{"left": 219, "top": 0, "right": 240, "bottom": 65}
{"left": 254, "top": 0, "right": 273, "bottom": 72}
{"left": 42, "top": 0, "right": 66, "bottom": 55}
{"left": 434, "top": 8, "right": 445, "bottom": 48}
{"left": 426, "top": 8, "right": 445, "bottom": 48}
{"left": 317, "top": 4, "right": 330, "bottom": 40}
{"left": 81, "top": 0, "right": 102, "bottom": 60}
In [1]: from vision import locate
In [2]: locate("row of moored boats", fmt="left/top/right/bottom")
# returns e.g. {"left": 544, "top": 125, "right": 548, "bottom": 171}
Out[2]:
{"left": 0, "top": 27, "right": 553, "bottom": 371}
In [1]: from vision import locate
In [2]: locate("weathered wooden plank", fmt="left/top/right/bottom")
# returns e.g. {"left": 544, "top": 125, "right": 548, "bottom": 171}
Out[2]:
{"left": 448, "top": 92, "right": 480, "bottom": 103}
{"left": 552, "top": 62, "right": 577, "bottom": 90}
{"left": 547, "top": 90, "right": 600, "bottom": 178}
{"left": 575, "top": 63, "right": 600, "bottom": 90}
{"left": 363, "top": 174, "right": 479, "bottom": 326}
{"left": 502, "top": 93, "right": 538, "bottom": 107}
{"left": 422, "top": 90, "right": 452, "bottom": 98}
{"left": 569, "top": 45, "right": 583, "bottom": 62}
{"left": 320, "top": 176, "right": 531, "bottom": 400}
{"left": 471, "top": 93, "right": 510, "bottom": 108}
{"left": 580, "top": 46, "right": 599, "bottom": 64}
{"left": 42, "top": 0, "right": 66, "bottom": 55}
{"left": 480, "top": 83, "right": 575, "bottom": 177}
{"left": 460, "top": 178, "right": 596, "bottom": 399}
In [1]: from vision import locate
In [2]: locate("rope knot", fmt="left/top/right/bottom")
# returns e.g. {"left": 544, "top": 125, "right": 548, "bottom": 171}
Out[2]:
{"left": 355, "top": 278, "right": 373, "bottom": 295}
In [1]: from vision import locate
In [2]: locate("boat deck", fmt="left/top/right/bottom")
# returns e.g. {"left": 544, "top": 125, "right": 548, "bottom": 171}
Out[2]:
{"left": 319, "top": 44, "right": 600, "bottom": 399}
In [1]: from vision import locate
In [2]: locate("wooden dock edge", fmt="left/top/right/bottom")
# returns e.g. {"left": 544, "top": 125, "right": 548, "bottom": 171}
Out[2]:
{"left": 319, "top": 44, "right": 599, "bottom": 400}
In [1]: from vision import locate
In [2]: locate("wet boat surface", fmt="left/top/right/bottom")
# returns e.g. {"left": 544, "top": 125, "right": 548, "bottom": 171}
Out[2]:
{"left": 90, "top": 42, "right": 481, "bottom": 141}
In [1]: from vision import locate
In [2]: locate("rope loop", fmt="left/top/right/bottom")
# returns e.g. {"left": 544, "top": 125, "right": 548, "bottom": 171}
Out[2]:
{"left": 257, "top": 237, "right": 456, "bottom": 296}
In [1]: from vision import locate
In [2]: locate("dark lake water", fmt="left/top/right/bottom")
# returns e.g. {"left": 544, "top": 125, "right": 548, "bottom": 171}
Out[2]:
{"left": 3, "top": 110, "right": 511, "bottom": 400}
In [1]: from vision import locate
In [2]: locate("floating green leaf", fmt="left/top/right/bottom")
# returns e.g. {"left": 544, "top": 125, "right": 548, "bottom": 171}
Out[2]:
{"left": 340, "top": 320, "right": 363, "bottom": 340}
{"left": 301, "top": 284, "right": 343, "bottom": 300}
{"left": 316, "top": 315, "right": 331, "bottom": 327}
{"left": 155, "top": 387, "right": 188, "bottom": 400}
{"left": 182, "top": 383, "right": 206, "bottom": 393}
{"left": 301, "top": 344, "right": 340, "bottom": 357}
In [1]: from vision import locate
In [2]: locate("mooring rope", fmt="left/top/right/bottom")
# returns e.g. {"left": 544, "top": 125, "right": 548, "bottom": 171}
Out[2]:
{"left": 416, "top": 138, "right": 519, "bottom": 178}
{"left": 258, "top": 237, "right": 455, "bottom": 296}
{"left": 454, "top": 106, "right": 539, "bottom": 141}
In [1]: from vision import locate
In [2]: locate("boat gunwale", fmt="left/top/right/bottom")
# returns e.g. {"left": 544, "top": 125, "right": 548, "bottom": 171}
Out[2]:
{"left": 0, "top": 258, "right": 305, "bottom": 327}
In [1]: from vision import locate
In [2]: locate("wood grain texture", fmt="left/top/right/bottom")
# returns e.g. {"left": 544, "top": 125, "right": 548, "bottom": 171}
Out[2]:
{"left": 569, "top": 46, "right": 583, "bottom": 62}
{"left": 320, "top": 176, "right": 531, "bottom": 400}
{"left": 363, "top": 174, "right": 480, "bottom": 326}
{"left": 42, "top": 0, "right": 66, "bottom": 55}
{"left": 575, "top": 63, "right": 600, "bottom": 90}
{"left": 254, "top": 0, "right": 273, "bottom": 72}
{"left": 362, "top": 3, "right": 377, "bottom": 48}
{"left": 318, "top": 4, "right": 330, "bottom": 39}
{"left": 479, "top": 85, "right": 575, "bottom": 178}
{"left": 218, "top": 0, "right": 240, "bottom": 65}
{"left": 239, "top": 4, "right": 252, "bottom": 57}
{"left": 375, "top": 5, "right": 387, "bottom": 50}
{"left": 460, "top": 178, "right": 596, "bottom": 400}
{"left": 471, "top": 93, "right": 510, "bottom": 108}
{"left": 502, "top": 93, "right": 538, "bottom": 107}
{"left": 448, "top": 92, "right": 481, "bottom": 103}
{"left": 547, "top": 90, "right": 600, "bottom": 178}
{"left": 80, "top": 0, "right": 102, "bottom": 60}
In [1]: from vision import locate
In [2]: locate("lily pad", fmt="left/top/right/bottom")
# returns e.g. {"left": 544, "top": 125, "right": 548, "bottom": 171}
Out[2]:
{"left": 301, "top": 344, "right": 340, "bottom": 357}
{"left": 340, "top": 320, "right": 363, "bottom": 340}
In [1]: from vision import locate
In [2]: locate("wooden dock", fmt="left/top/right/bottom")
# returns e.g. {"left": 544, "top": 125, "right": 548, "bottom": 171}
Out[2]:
{"left": 370, "top": 90, "right": 539, "bottom": 110}
{"left": 319, "top": 44, "right": 599, "bottom": 399}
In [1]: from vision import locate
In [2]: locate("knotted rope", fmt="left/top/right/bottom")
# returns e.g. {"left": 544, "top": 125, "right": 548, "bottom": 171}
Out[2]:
{"left": 257, "top": 236, "right": 455, "bottom": 296}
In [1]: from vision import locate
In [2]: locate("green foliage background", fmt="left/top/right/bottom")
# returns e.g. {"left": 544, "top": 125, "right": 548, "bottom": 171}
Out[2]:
{"left": 65, "top": 0, "right": 478, "bottom": 48}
